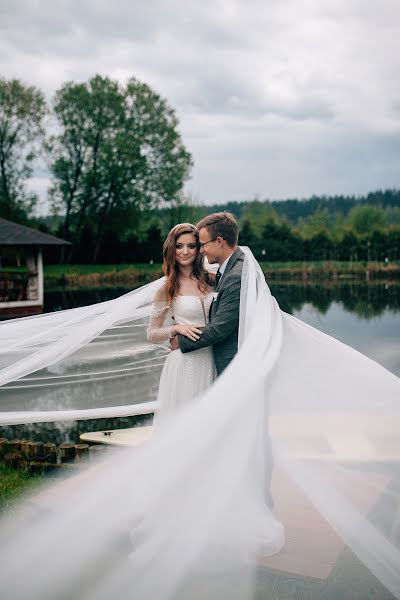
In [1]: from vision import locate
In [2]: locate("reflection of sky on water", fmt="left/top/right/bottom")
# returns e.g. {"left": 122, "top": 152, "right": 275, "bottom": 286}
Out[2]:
{"left": 293, "top": 302, "right": 400, "bottom": 377}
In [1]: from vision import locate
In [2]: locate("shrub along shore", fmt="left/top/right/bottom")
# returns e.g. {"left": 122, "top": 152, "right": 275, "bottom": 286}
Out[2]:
{"left": 42, "top": 261, "right": 400, "bottom": 289}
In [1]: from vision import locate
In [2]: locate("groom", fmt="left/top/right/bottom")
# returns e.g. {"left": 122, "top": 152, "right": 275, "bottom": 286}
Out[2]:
{"left": 170, "top": 211, "right": 244, "bottom": 375}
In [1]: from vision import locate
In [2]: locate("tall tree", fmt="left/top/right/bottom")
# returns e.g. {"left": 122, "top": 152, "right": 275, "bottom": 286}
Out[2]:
{"left": 0, "top": 78, "right": 46, "bottom": 220}
{"left": 49, "top": 77, "right": 124, "bottom": 246}
{"left": 49, "top": 75, "right": 192, "bottom": 262}
{"left": 239, "top": 219, "right": 258, "bottom": 249}
{"left": 338, "top": 231, "right": 360, "bottom": 261}
{"left": 348, "top": 204, "right": 387, "bottom": 235}
{"left": 240, "top": 199, "right": 279, "bottom": 237}
{"left": 261, "top": 220, "right": 303, "bottom": 261}
{"left": 299, "top": 208, "right": 335, "bottom": 238}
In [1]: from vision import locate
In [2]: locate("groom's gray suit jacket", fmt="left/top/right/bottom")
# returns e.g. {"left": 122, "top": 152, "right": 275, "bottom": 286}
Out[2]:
{"left": 178, "top": 247, "right": 244, "bottom": 375}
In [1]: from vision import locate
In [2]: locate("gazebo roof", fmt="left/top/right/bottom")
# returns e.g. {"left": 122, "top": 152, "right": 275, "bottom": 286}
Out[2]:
{"left": 0, "top": 217, "right": 70, "bottom": 246}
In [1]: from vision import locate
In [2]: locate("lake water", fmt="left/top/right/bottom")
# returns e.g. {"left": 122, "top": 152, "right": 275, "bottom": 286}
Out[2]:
{"left": 44, "top": 281, "right": 400, "bottom": 377}
{"left": 271, "top": 281, "right": 400, "bottom": 377}
{"left": 1, "top": 280, "right": 399, "bottom": 444}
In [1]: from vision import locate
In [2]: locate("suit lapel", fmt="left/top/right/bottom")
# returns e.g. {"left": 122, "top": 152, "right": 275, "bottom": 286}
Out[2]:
{"left": 210, "top": 248, "right": 243, "bottom": 321}
{"left": 217, "top": 247, "right": 243, "bottom": 290}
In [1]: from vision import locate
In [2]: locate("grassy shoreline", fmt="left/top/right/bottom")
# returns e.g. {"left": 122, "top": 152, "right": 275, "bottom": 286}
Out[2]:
{"left": 0, "top": 463, "right": 47, "bottom": 514}
{"left": 41, "top": 261, "right": 400, "bottom": 288}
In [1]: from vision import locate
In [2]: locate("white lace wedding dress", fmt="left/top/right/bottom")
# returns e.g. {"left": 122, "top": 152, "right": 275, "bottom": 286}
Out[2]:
{"left": 147, "top": 292, "right": 216, "bottom": 424}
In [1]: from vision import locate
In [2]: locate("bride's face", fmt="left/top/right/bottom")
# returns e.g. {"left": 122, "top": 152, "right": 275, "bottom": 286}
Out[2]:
{"left": 175, "top": 233, "right": 198, "bottom": 268}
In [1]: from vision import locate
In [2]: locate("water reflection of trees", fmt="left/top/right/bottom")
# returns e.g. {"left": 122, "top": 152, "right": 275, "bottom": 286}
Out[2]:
{"left": 44, "top": 283, "right": 400, "bottom": 322}
{"left": 269, "top": 282, "right": 400, "bottom": 319}
{"left": 44, "top": 288, "right": 129, "bottom": 313}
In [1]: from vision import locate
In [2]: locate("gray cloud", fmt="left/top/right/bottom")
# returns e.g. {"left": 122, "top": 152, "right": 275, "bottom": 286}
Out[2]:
{"left": 1, "top": 0, "right": 399, "bottom": 206}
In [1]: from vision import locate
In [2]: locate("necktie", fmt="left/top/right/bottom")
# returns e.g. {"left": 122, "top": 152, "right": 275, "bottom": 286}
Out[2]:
{"left": 216, "top": 269, "right": 222, "bottom": 287}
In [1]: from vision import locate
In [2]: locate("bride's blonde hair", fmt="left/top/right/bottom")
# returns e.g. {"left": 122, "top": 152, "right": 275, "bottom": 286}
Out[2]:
{"left": 162, "top": 223, "right": 213, "bottom": 303}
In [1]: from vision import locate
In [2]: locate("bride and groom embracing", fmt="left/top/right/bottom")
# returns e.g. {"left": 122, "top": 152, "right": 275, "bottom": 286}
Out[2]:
{"left": 148, "top": 211, "right": 275, "bottom": 508}
{"left": 148, "top": 211, "right": 245, "bottom": 415}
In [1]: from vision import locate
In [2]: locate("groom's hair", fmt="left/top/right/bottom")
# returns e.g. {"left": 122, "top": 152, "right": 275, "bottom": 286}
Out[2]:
{"left": 197, "top": 212, "right": 238, "bottom": 247}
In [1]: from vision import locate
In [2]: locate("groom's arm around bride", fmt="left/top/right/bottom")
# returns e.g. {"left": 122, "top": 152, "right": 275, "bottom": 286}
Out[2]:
{"left": 178, "top": 246, "right": 244, "bottom": 376}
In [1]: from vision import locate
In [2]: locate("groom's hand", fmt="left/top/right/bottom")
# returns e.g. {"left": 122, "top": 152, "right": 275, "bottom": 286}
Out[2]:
{"left": 170, "top": 336, "right": 179, "bottom": 351}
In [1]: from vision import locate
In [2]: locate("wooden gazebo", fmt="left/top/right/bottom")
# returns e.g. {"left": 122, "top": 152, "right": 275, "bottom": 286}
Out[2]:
{"left": 0, "top": 217, "right": 70, "bottom": 318}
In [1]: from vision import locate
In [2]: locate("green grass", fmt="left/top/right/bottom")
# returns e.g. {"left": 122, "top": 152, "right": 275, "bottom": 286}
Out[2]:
{"left": 0, "top": 266, "right": 29, "bottom": 273}
{"left": 40, "top": 260, "right": 400, "bottom": 288}
{"left": 0, "top": 463, "right": 46, "bottom": 514}
{"left": 259, "top": 260, "right": 400, "bottom": 270}
{"left": 44, "top": 263, "right": 162, "bottom": 277}
{"left": 44, "top": 263, "right": 164, "bottom": 288}
{"left": 43, "top": 260, "right": 400, "bottom": 278}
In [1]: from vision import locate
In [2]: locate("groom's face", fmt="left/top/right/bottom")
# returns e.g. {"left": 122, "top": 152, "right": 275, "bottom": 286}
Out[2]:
{"left": 199, "top": 227, "right": 220, "bottom": 264}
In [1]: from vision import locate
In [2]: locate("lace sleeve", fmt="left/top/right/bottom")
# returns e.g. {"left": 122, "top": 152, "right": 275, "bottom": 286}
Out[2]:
{"left": 147, "top": 302, "right": 174, "bottom": 344}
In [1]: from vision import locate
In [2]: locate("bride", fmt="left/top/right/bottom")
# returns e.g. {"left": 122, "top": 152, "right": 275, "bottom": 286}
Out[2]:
{"left": 147, "top": 222, "right": 216, "bottom": 423}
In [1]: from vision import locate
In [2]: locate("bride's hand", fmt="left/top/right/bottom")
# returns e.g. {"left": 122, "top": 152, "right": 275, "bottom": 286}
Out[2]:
{"left": 172, "top": 324, "right": 203, "bottom": 341}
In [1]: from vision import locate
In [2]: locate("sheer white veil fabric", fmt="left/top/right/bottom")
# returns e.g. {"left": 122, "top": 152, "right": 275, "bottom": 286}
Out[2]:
{"left": 0, "top": 278, "right": 169, "bottom": 424}
{"left": 0, "top": 247, "right": 399, "bottom": 599}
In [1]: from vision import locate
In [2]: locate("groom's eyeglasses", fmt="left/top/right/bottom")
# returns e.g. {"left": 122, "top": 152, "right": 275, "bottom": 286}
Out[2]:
{"left": 199, "top": 237, "right": 218, "bottom": 249}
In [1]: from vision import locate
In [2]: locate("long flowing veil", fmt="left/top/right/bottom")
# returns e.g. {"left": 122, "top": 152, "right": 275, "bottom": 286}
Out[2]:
{"left": 0, "top": 248, "right": 399, "bottom": 599}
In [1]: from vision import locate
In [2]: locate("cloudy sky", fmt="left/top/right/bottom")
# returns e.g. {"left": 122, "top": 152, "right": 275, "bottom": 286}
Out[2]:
{"left": 1, "top": 0, "right": 400, "bottom": 208}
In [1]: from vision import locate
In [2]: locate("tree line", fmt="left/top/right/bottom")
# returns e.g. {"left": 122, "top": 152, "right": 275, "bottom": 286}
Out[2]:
{"left": 92, "top": 193, "right": 398, "bottom": 264}
{"left": 238, "top": 196, "right": 400, "bottom": 262}
{"left": 1, "top": 75, "right": 399, "bottom": 264}
{"left": 39, "top": 195, "right": 399, "bottom": 264}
